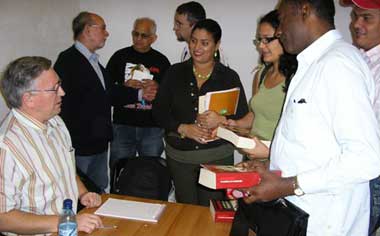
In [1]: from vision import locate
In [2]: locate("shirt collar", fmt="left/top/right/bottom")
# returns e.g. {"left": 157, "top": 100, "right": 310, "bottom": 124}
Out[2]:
{"left": 12, "top": 109, "right": 58, "bottom": 133}
{"left": 297, "top": 29, "right": 342, "bottom": 66}
{"left": 364, "top": 44, "right": 380, "bottom": 62}
{"left": 75, "top": 41, "right": 99, "bottom": 62}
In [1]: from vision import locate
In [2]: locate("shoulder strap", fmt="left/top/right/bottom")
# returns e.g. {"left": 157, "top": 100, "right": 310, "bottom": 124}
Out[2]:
{"left": 259, "top": 65, "right": 270, "bottom": 87}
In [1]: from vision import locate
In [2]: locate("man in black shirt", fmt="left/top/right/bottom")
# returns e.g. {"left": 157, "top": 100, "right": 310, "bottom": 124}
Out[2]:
{"left": 107, "top": 17, "right": 170, "bottom": 169}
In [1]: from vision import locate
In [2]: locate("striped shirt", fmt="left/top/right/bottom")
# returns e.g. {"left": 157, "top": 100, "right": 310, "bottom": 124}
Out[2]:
{"left": 0, "top": 109, "right": 78, "bottom": 235}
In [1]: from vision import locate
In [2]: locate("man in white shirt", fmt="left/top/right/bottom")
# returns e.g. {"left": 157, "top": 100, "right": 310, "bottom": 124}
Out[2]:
{"left": 349, "top": 0, "right": 380, "bottom": 125}
{"left": 347, "top": 0, "right": 380, "bottom": 234}
{"left": 0, "top": 56, "right": 103, "bottom": 235}
{"left": 243, "top": 0, "right": 380, "bottom": 235}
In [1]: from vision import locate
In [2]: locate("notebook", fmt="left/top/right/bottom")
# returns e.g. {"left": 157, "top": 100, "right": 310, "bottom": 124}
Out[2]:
{"left": 95, "top": 198, "right": 166, "bottom": 223}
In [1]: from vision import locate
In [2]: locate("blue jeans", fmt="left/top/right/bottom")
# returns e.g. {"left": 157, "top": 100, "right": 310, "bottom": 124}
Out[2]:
{"left": 110, "top": 124, "right": 164, "bottom": 168}
{"left": 369, "top": 176, "right": 380, "bottom": 235}
{"left": 76, "top": 151, "right": 108, "bottom": 192}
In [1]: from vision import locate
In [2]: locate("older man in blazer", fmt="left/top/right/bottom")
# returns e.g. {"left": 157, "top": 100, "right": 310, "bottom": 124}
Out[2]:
{"left": 54, "top": 12, "right": 128, "bottom": 192}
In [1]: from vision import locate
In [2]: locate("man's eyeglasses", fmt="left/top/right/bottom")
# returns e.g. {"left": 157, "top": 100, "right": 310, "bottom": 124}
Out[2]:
{"left": 89, "top": 24, "right": 107, "bottom": 31}
{"left": 253, "top": 36, "right": 278, "bottom": 46}
{"left": 174, "top": 21, "right": 191, "bottom": 29}
{"left": 28, "top": 81, "right": 62, "bottom": 94}
{"left": 132, "top": 31, "right": 152, "bottom": 39}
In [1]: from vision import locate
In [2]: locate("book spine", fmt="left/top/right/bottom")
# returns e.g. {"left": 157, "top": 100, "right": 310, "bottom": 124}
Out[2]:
{"left": 210, "top": 200, "right": 236, "bottom": 223}
{"left": 215, "top": 173, "right": 261, "bottom": 189}
{"left": 214, "top": 213, "right": 235, "bottom": 222}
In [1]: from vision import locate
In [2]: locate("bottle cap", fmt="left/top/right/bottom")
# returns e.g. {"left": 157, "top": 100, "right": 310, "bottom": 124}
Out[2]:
{"left": 63, "top": 199, "right": 73, "bottom": 209}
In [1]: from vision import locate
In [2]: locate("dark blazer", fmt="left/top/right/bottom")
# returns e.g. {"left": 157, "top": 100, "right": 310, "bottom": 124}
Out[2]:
{"left": 54, "top": 45, "right": 113, "bottom": 155}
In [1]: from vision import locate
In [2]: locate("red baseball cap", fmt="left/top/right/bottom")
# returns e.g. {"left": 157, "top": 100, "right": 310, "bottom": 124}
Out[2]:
{"left": 341, "top": 0, "right": 380, "bottom": 9}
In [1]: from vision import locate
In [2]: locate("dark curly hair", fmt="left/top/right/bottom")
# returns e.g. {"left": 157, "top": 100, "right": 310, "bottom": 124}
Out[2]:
{"left": 258, "top": 10, "right": 297, "bottom": 92}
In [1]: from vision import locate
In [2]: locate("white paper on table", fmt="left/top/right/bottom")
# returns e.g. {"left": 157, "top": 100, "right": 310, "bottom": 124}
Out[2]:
{"left": 95, "top": 198, "right": 166, "bottom": 223}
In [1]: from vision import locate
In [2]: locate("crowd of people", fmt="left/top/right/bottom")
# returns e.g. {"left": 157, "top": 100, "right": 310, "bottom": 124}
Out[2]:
{"left": 0, "top": 0, "right": 380, "bottom": 235}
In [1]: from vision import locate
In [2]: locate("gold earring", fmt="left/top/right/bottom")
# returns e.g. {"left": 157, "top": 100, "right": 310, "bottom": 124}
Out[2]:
{"left": 214, "top": 51, "right": 217, "bottom": 58}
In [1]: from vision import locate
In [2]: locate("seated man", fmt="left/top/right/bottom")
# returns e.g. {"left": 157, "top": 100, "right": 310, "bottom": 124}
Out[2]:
{"left": 0, "top": 56, "right": 103, "bottom": 235}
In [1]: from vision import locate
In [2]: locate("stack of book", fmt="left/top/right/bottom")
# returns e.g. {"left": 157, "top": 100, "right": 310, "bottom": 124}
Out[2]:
{"left": 209, "top": 199, "right": 237, "bottom": 222}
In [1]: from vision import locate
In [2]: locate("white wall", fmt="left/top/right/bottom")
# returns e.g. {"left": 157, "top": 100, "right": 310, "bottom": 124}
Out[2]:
{"left": 0, "top": 0, "right": 352, "bottom": 121}
{"left": 0, "top": 0, "right": 79, "bottom": 119}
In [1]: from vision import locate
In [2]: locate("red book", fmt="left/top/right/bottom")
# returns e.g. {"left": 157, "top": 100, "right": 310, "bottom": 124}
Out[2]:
{"left": 198, "top": 164, "right": 281, "bottom": 189}
{"left": 209, "top": 199, "right": 237, "bottom": 222}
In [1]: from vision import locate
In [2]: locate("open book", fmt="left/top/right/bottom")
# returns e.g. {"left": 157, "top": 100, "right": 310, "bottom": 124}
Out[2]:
{"left": 198, "top": 88, "right": 240, "bottom": 115}
{"left": 95, "top": 198, "right": 166, "bottom": 223}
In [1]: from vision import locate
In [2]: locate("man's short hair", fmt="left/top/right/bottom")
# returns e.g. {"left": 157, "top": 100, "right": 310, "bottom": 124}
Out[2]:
{"left": 0, "top": 56, "right": 51, "bottom": 108}
{"left": 72, "top": 11, "right": 95, "bottom": 40}
{"left": 176, "top": 1, "right": 206, "bottom": 25}
{"left": 134, "top": 17, "right": 157, "bottom": 35}
{"left": 285, "top": 0, "right": 335, "bottom": 26}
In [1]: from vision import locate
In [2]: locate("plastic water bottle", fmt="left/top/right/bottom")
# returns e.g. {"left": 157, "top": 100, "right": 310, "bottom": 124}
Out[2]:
{"left": 58, "top": 199, "right": 77, "bottom": 236}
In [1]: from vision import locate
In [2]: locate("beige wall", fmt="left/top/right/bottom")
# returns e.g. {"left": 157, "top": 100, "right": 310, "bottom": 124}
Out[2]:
{"left": 0, "top": 0, "right": 79, "bottom": 119}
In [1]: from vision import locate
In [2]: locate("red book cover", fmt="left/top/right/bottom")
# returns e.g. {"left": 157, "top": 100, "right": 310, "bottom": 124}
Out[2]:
{"left": 209, "top": 199, "right": 237, "bottom": 222}
{"left": 199, "top": 164, "right": 281, "bottom": 189}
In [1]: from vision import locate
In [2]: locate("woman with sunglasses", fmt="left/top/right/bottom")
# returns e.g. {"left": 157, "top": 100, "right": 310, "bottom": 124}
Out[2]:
{"left": 227, "top": 10, "right": 297, "bottom": 159}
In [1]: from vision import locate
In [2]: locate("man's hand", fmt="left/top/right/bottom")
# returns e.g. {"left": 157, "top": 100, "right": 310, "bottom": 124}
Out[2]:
{"left": 124, "top": 79, "right": 143, "bottom": 89}
{"left": 142, "top": 80, "right": 158, "bottom": 101}
{"left": 79, "top": 192, "right": 102, "bottom": 208}
{"left": 242, "top": 165, "right": 294, "bottom": 203}
{"left": 76, "top": 213, "right": 103, "bottom": 233}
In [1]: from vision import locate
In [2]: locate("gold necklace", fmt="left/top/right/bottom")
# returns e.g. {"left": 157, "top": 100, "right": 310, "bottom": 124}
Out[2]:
{"left": 193, "top": 66, "right": 213, "bottom": 80}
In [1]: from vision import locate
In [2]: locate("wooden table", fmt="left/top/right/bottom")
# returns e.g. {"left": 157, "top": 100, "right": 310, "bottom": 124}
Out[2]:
{"left": 78, "top": 194, "right": 232, "bottom": 236}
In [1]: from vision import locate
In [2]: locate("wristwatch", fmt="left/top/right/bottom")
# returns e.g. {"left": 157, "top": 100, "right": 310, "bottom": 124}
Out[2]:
{"left": 293, "top": 176, "right": 305, "bottom": 196}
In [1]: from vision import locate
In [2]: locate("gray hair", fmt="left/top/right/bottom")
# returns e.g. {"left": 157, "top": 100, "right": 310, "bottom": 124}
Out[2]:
{"left": 134, "top": 17, "right": 157, "bottom": 35}
{"left": 72, "top": 11, "right": 96, "bottom": 40}
{"left": 0, "top": 56, "right": 51, "bottom": 108}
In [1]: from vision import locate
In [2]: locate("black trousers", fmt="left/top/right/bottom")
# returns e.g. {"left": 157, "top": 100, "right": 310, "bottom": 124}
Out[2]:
{"left": 166, "top": 154, "right": 233, "bottom": 206}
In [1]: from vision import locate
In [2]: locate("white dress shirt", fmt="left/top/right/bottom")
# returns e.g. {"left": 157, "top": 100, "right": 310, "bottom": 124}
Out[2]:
{"left": 271, "top": 30, "right": 380, "bottom": 236}
{"left": 75, "top": 41, "right": 106, "bottom": 89}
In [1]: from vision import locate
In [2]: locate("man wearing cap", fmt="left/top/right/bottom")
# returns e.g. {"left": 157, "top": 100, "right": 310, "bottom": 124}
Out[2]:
{"left": 346, "top": 0, "right": 380, "bottom": 235}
